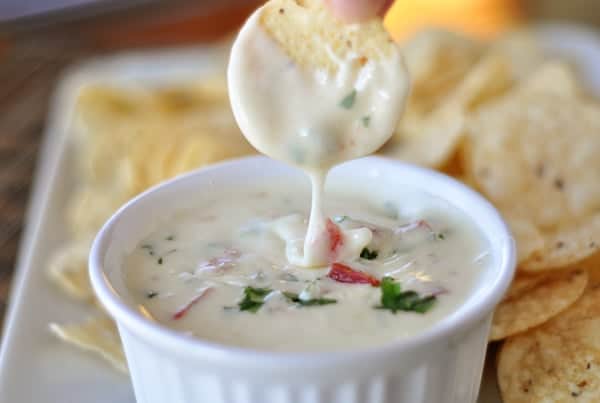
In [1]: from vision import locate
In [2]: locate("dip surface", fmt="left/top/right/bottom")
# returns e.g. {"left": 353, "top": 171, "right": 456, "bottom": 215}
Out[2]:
{"left": 124, "top": 181, "right": 489, "bottom": 351}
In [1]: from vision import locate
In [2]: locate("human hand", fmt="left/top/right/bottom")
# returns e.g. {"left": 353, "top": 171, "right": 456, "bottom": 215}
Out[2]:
{"left": 324, "top": 0, "right": 393, "bottom": 22}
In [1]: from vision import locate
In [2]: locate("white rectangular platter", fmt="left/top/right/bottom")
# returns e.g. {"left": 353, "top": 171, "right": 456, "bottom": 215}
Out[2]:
{"left": 1, "top": 24, "right": 599, "bottom": 403}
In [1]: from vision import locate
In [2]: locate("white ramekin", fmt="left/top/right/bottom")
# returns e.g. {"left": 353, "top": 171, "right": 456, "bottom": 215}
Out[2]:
{"left": 90, "top": 156, "right": 515, "bottom": 403}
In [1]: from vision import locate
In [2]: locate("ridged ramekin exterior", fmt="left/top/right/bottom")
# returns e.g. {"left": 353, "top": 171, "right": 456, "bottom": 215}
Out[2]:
{"left": 117, "top": 316, "right": 491, "bottom": 403}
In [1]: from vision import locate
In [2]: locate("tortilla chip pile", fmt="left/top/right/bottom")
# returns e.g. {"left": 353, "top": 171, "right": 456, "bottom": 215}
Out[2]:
{"left": 47, "top": 77, "right": 254, "bottom": 373}
{"left": 383, "top": 29, "right": 600, "bottom": 402}
{"left": 47, "top": 29, "right": 600, "bottom": 402}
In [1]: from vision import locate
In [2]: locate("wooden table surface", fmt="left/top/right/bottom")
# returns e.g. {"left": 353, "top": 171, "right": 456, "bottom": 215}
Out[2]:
{"left": 0, "top": 41, "right": 69, "bottom": 323}
{"left": 0, "top": 0, "right": 599, "bottom": 330}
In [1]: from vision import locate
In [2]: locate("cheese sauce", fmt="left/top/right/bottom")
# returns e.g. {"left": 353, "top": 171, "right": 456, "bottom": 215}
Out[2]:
{"left": 125, "top": 182, "right": 489, "bottom": 351}
{"left": 124, "top": 5, "right": 488, "bottom": 352}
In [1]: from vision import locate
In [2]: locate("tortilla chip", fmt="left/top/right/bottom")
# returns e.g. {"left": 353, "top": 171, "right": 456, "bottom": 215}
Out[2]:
{"left": 490, "top": 29, "right": 544, "bottom": 80}
{"left": 47, "top": 240, "right": 94, "bottom": 302}
{"left": 153, "top": 79, "right": 230, "bottom": 114}
{"left": 385, "top": 51, "right": 513, "bottom": 168}
{"left": 401, "top": 29, "right": 483, "bottom": 115}
{"left": 521, "top": 216, "right": 600, "bottom": 272}
{"left": 383, "top": 106, "right": 465, "bottom": 168}
{"left": 575, "top": 251, "right": 600, "bottom": 288}
{"left": 490, "top": 268, "right": 588, "bottom": 341}
{"left": 73, "top": 85, "right": 154, "bottom": 136}
{"left": 521, "top": 61, "right": 583, "bottom": 98}
{"left": 260, "top": 0, "right": 397, "bottom": 75}
{"left": 50, "top": 72, "right": 254, "bottom": 375}
{"left": 497, "top": 282, "right": 600, "bottom": 402}
{"left": 464, "top": 67, "right": 600, "bottom": 271}
{"left": 504, "top": 214, "right": 546, "bottom": 264}
{"left": 49, "top": 315, "right": 128, "bottom": 374}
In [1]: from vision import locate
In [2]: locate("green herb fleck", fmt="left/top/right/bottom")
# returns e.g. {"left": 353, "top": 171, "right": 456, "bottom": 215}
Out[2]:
{"left": 361, "top": 115, "right": 371, "bottom": 128}
{"left": 146, "top": 291, "right": 158, "bottom": 299}
{"left": 436, "top": 232, "right": 446, "bottom": 240}
{"left": 141, "top": 244, "right": 155, "bottom": 256}
{"left": 360, "top": 248, "right": 379, "bottom": 260}
{"left": 283, "top": 292, "right": 337, "bottom": 307}
{"left": 166, "top": 235, "right": 175, "bottom": 241}
{"left": 333, "top": 215, "right": 349, "bottom": 223}
{"left": 157, "top": 257, "right": 163, "bottom": 265}
{"left": 339, "top": 89, "right": 357, "bottom": 109}
{"left": 376, "top": 277, "right": 436, "bottom": 314}
{"left": 238, "top": 287, "right": 272, "bottom": 313}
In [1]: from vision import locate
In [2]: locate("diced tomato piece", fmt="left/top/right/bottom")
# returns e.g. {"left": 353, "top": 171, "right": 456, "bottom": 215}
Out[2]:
{"left": 172, "top": 288, "right": 212, "bottom": 320}
{"left": 328, "top": 262, "right": 380, "bottom": 287}
{"left": 326, "top": 218, "right": 343, "bottom": 255}
{"left": 416, "top": 219, "right": 433, "bottom": 231}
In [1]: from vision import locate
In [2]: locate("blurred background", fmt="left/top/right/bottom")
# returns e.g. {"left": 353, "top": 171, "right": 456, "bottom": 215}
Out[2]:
{"left": 1, "top": 0, "right": 600, "bottom": 325}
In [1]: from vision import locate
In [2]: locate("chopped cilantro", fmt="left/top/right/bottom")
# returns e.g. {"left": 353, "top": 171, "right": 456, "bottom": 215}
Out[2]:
{"left": 377, "top": 277, "right": 436, "bottom": 314}
{"left": 339, "top": 89, "right": 357, "bottom": 109}
{"left": 166, "top": 235, "right": 175, "bottom": 241}
{"left": 436, "top": 233, "right": 446, "bottom": 240}
{"left": 360, "top": 248, "right": 378, "bottom": 260}
{"left": 283, "top": 292, "right": 337, "bottom": 307}
{"left": 361, "top": 115, "right": 371, "bottom": 128}
{"left": 146, "top": 291, "right": 158, "bottom": 299}
{"left": 238, "top": 286, "right": 272, "bottom": 313}
{"left": 141, "top": 244, "right": 155, "bottom": 256}
{"left": 157, "top": 257, "right": 163, "bottom": 265}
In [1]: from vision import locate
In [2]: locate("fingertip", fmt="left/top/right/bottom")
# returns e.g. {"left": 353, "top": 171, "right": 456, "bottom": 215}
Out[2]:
{"left": 325, "top": 0, "right": 389, "bottom": 23}
{"left": 378, "top": 0, "right": 394, "bottom": 17}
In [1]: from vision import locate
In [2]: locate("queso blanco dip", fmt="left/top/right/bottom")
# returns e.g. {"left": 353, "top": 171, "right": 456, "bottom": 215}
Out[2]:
{"left": 125, "top": 181, "right": 490, "bottom": 351}
{"left": 124, "top": 4, "right": 489, "bottom": 351}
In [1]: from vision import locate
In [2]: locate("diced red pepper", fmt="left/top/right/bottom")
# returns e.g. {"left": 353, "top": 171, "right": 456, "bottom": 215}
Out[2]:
{"left": 326, "top": 218, "right": 343, "bottom": 255}
{"left": 172, "top": 288, "right": 212, "bottom": 320}
{"left": 328, "top": 262, "right": 380, "bottom": 287}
